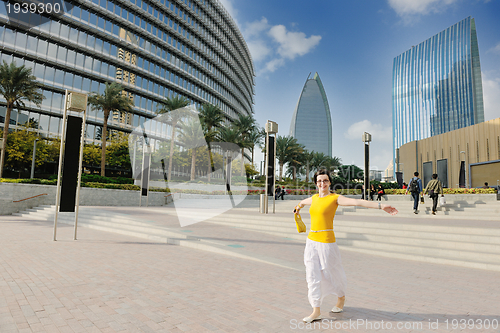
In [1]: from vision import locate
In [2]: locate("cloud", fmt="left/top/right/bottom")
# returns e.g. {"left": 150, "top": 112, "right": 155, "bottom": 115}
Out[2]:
{"left": 344, "top": 120, "right": 392, "bottom": 143}
{"left": 246, "top": 40, "right": 271, "bottom": 62}
{"left": 258, "top": 58, "right": 285, "bottom": 75}
{"left": 488, "top": 42, "right": 500, "bottom": 55}
{"left": 268, "top": 25, "right": 322, "bottom": 60}
{"left": 387, "top": 0, "right": 458, "bottom": 20}
{"left": 482, "top": 71, "right": 500, "bottom": 121}
{"left": 243, "top": 17, "right": 270, "bottom": 39}
{"left": 242, "top": 17, "right": 322, "bottom": 75}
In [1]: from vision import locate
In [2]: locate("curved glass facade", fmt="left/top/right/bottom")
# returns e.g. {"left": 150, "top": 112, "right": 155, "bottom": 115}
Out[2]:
{"left": 289, "top": 72, "right": 332, "bottom": 157}
{"left": 392, "top": 16, "right": 484, "bottom": 165}
{"left": 0, "top": 0, "right": 254, "bottom": 144}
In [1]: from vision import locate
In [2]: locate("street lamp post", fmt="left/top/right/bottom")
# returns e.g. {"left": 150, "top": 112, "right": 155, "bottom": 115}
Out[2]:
{"left": 362, "top": 132, "right": 371, "bottom": 200}
{"left": 31, "top": 138, "right": 39, "bottom": 179}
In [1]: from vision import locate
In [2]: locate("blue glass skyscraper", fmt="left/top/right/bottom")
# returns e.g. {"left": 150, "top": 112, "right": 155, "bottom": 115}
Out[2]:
{"left": 289, "top": 72, "right": 332, "bottom": 157}
{"left": 392, "top": 16, "right": 484, "bottom": 164}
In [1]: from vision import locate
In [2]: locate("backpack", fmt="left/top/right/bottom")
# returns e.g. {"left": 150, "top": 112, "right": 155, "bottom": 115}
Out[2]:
{"left": 409, "top": 178, "right": 419, "bottom": 193}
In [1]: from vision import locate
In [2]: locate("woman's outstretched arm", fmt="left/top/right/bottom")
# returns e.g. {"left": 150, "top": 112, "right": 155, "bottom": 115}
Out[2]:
{"left": 293, "top": 197, "right": 313, "bottom": 213}
{"left": 337, "top": 195, "right": 398, "bottom": 215}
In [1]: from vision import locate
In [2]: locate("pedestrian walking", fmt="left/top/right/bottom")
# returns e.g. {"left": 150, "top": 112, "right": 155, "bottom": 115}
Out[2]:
{"left": 293, "top": 170, "right": 398, "bottom": 323}
{"left": 424, "top": 174, "right": 444, "bottom": 215}
{"left": 369, "top": 184, "right": 376, "bottom": 201}
{"left": 406, "top": 172, "right": 423, "bottom": 214}
{"left": 376, "top": 184, "right": 385, "bottom": 201}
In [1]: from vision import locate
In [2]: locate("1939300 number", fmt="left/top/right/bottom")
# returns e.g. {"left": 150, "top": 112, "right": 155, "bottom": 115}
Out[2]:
{"left": 6, "top": 2, "right": 62, "bottom": 14}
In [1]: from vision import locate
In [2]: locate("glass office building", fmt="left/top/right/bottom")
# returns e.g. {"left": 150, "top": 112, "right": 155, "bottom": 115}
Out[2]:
{"left": 392, "top": 16, "right": 484, "bottom": 166}
{"left": 0, "top": 0, "right": 254, "bottom": 145}
{"left": 289, "top": 72, "right": 332, "bottom": 157}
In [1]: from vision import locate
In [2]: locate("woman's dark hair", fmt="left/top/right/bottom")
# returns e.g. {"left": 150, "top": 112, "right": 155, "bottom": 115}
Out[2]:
{"left": 313, "top": 169, "right": 332, "bottom": 184}
{"left": 432, "top": 173, "right": 438, "bottom": 179}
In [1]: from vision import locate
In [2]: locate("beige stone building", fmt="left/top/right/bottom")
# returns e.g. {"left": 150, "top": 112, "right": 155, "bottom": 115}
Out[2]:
{"left": 396, "top": 118, "right": 500, "bottom": 188}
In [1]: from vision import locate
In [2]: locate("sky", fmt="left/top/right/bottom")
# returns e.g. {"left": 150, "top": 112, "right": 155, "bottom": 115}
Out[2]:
{"left": 218, "top": 0, "right": 500, "bottom": 174}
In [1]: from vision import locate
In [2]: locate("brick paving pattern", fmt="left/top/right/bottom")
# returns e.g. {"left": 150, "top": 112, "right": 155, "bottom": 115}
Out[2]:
{"left": 1, "top": 209, "right": 499, "bottom": 332}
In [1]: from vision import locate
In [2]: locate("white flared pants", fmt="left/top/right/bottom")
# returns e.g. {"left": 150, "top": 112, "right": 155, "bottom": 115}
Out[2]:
{"left": 304, "top": 238, "right": 347, "bottom": 308}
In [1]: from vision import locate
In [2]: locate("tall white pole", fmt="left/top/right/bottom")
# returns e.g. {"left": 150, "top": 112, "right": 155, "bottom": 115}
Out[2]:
{"left": 53, "top": 90, "right": 69, "bottom": 241}
{"left": 74, "top": 107, "right": 87, "bottom": 240}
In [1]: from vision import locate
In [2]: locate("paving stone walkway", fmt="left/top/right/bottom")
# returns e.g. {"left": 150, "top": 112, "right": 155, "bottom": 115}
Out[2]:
{"left": 1, "top": 210, "right": 499, "bottom": 332}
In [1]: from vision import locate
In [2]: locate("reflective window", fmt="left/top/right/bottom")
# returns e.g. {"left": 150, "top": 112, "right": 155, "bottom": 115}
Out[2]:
{"left": 76, "top": 53, "right": 85, "bottom": 67}
{"left": 86, "top": 124, "right": 95, "bottom": 139}
{"left": 93, "top": 59, "right": 101, "bottom": 72}
{"left": 64, "top": 73, "right": 74, "bottom": 87}
{"left": 73, "top": 75, "right": 83, "bottom": 90}
{"left": 101, "top": 62, "right": 108, "bottom": 76}
{"left": 50, "top": 21, "right": 60, "bottom": 35}
{"left": 78, "top": 31, "right": 87, "bottom": 46}
{"left": 3, "top": 28, "right": 16, "bottom": 45}
{"left": 42, "top": 90, "right": 52, "bottom": 107}
{"left": 84, "top": 56, "right": 93, "bottom": 70}
{"left": 39, "top": 114, "right": 49, "bottom": 132}
{"left": 44, "top": 66, "right": 55, "bottom": 82}
{"left": 82, "top": 78, "right": 91, "bottom": 92}
{"left": 16, "top": 33, "right": 27, "bottom": 50}
{"left": 95, "top": 38, "right": 103, "bottom": 53}
{"left": 52, "top": 93, "right": 63, "bottom": 110}
{"left": 87, "top": 35, "right": 95, "bottom": 49}
{"left": 54, "top": 69, "right": 64, "bottom": 85}
{"left": 57, "top": 46, "right": 67, "bottom": 62}
{"left": 34, "top": 63, "right": 45, "bottom": 79}
{"left": 67, "top": 49, "right": 76, "bottom": 65}
{"left": 60, "top": 24, "right": 70, "bottom": 39}
{"left": 49, "top": 116, "right": 60, "bottom": 134}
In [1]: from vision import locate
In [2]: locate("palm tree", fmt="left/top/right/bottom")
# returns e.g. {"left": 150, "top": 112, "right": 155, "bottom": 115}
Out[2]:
{"left": 0, "top": 61, "right": 44, "bottom": 178}
{"left": 88, "top": 82, "right": 133, "bottom": 176}
{"left": 232, "top": 114, "right": 257, "bottom": 176}
{"left": 311, "top": 152, "right": 329, "bottom": 173}
{"left": 216, "top": 126, "right": 242, "bottom": 186}
{"left": 275, "top": 135, "right": 304, "bottom": 182}
{"left": 177, "top": 118, "right": 205, "bottom": 181}
{"left": 156, "top": 95, "right": 190, "bottom": 181}
{"left": 246, "top": 127, "right": 264, "bottom": 166}
{"left": 198, "top": 103, "right": 224, "bottom": 182}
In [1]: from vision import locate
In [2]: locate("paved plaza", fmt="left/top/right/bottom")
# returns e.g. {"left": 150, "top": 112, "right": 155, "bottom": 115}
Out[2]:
{"left": 1, "top": 206, "right": 499, "bottom": 332}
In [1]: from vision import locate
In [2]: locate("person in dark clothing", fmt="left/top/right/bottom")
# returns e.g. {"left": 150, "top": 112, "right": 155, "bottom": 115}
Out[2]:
{"left": 369, "top": 184, "right": 376, "bottom": 201}
{"left": 376, "top": 184, "right": 385, "bottom": 201}
{"left": 275, "top": 186, "right": 281, "bottom": 200}
{"left": 278, "top": 186, "right": 286, "bottom": 200}
{"left": 406, "top": 172, "right": 423, "bottom": 214}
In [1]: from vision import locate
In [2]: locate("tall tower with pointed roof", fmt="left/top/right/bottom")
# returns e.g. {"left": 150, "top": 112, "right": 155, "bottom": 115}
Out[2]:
{"left": 289, "top": 72, "right": 332, "bottom": 157}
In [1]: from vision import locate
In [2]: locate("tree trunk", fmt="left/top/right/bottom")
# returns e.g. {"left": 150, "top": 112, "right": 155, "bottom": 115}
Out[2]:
{"left": 279, "top": 162, "right": 284, "bottom": 182}
{"left": 190, "top": 149, "right": 196, "bottom": 181}
{"left": 0, "top": 104, "right": 13, "bottom": 178}
{"left": 167, "top": 121, "right": 177, "bottom": 181}
{"left": 306, "top": 163, "right": 310, "bottom": 183}
{"left": 100, "top": 110, "right": 110, "bottom": 177}
{"left": 240, "top": 148, "right": 245, "bottom": 176}
{"left": 207, "top": 143, "right": 212, "bottom": 182}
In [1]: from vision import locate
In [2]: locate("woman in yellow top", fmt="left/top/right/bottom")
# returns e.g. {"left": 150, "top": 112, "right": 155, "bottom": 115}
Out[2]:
{"left": 294, "top": 170, "right": 398, "bottom": 323}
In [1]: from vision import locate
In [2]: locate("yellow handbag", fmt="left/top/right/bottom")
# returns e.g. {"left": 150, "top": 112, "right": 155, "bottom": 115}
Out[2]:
{"left": 294, "top": 213, "right": 306, "bottom": 233}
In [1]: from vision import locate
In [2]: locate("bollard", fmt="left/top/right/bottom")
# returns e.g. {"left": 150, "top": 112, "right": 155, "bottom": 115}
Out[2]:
{"left": 260, "top": 194, "right": 267, "bottom": 213}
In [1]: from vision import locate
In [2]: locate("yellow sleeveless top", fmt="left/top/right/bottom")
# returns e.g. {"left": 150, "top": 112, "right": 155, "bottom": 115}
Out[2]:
{"left": 308, "top": 193, "right": 339, "bottom": 243}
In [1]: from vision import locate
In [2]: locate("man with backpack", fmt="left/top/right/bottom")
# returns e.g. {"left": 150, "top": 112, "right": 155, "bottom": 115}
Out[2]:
{"left": 406, "top": 172, "right": 423, "bottom": 214}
